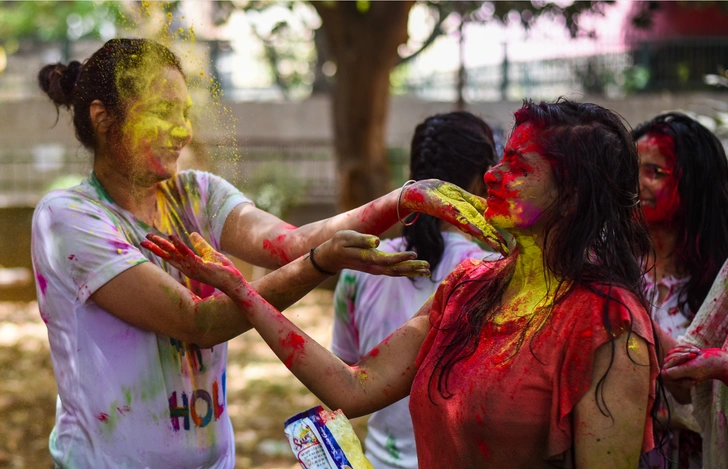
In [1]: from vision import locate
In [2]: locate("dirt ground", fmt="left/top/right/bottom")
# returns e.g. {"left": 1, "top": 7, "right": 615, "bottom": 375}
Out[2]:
{"left": 0, "top": 289, "right": 369, "bottom": 469}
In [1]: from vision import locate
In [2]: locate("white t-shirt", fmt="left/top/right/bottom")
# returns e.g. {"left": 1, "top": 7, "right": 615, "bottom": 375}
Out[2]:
{"left": 331, "top": 233, "right": 499, "bottom": 469}
{"left": 643, "top": 271, "right": 692, "bottom": 338}
{"left": 31, "top": 170, "right": 250, "bottom": 468}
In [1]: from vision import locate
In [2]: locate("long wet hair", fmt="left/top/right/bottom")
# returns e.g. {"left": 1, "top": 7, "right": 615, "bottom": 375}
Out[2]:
{"left": 430, "top": 99, "right": 653, "bottom": 411}
{"left": 403, "top": 112, "right": 497, "bottom": 275}
{"left": 38, "top": 38, "right": 184, "bottom": 151}
{"left": 633, "top": 112, "right": 728, "bottom": 315}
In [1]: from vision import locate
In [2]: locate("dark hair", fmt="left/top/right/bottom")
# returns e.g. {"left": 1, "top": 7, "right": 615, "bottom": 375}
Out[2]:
{"left": 633, "top": 112, "right": 728, "bottom": 315}
{"left": 403, "top": 112, "right": 497, "bottom": 274}
{"left": 38, "top": 38, "right": 184, "bottom": 150}
{"left": 430, "top": 99, "right": 653, "bottom": 412}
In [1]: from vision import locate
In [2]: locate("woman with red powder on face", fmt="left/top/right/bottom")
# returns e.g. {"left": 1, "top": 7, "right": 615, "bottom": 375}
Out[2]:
{"left": 32, "top": 39, "right": 499, "bottom": 468}
{"left": 146, "top": 99, "right": 660, "bottom": 468}
{"left": 632, "top": 112, "right": 728, "bottom": 468}
{"left": 632, "top": 113, "right": 728, "bottom": 468}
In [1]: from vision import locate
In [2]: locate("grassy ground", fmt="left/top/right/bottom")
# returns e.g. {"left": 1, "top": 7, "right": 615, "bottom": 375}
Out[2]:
{"left": 0, "top": 289, "right": 369, "bottom": 469}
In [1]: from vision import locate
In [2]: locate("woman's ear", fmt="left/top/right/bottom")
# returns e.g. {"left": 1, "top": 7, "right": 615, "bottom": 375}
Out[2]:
{"left": 89, "top": 100, "right": 111, "bottom": 137}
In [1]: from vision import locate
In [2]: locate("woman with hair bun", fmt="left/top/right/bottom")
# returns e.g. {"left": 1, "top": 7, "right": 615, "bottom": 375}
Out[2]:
{"left": 146, "top": 99, "right": 660, "bottom": 468}
{"left": 33, "top": 38, "right": 499, "bottom": 468}
{"left": 331, "top": 111, "right": 500, "bottom": 469}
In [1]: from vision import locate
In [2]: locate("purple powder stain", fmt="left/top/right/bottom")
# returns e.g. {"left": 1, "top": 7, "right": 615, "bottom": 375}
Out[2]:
{"left": 39, "top": 309, "right": 49, "bottom": 324}
{"left": 108, "top": 240, "right": 131, "bottom": 253}
{"left": 36, "top": 273, "right": 48, "bottom": 297}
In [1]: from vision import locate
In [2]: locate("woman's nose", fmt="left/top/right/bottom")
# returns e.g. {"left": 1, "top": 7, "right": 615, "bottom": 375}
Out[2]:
{"left": 170, "top": 119, "right": 192, "bottom": 144}
{"left": 484, "top": 166, "right": 500, "bottom": 185}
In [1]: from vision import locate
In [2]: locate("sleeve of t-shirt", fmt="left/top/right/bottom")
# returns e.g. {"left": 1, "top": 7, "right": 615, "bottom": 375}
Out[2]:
{"left": 331, "top": 270, "right": 361, "bottom": 364}
{"left": 547, "top": 286, "right": 658, "bottom": 458}
{"left": 414, "top": 259, "right": 482, "bottom": 370}
{"left": 32, "top": 191, "right": 150, "bottom": 304}
{"left": 177, "top": 170, "right": 252, "bottom": 251}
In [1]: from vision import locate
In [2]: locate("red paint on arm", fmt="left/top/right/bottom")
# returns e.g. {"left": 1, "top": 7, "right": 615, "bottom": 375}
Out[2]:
{"left": 262, "top": 233, "right": 291, "bottom": 265}
{"left": 280, "top": 331, "right": 307, "bottom": 369}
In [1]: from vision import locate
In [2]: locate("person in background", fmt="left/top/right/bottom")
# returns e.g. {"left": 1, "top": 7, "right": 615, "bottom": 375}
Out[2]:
{"left": 662, "top": 257, "right": 728, "bottom": 469}
{"left": 331, "top": 111, "right": 501, "bottom": 469}
{"left": 33, "top": 38, "right": 502, "bottom": 468}
{"left": 146, "top": 99, "right": 660, "bottom": 469}
{"left": 633, "top": 113, "right": 728, "bottom": 468}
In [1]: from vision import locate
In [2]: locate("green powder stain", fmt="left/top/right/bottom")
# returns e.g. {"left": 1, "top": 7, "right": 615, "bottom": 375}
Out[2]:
{"left": 334, "top": 272, "right": 357, "bottom": 323}
{"left": 123, "top": 386, "right": 132, "bottom": 406}
{"left": 385, "top": 434, "right": 401, "bottom": 461}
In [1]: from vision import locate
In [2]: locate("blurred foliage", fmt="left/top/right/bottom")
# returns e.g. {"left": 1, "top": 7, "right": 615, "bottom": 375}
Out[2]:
{"left": 214, "top": 1, "right": 613, "bottom": 99}
{"left": 240, "top": 163, "right": 304, "bottom": 219}
{"left": 0, "top": 1, "right": 126, "bottom": 42}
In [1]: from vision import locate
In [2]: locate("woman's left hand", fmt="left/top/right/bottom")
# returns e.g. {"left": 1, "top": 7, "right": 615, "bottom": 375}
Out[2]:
{"left": 142, "top": 233, "right": 247, "bottom": 293}
{"left": 400, "top": 179, "right": 509, "bottom": 255}
{"left": 662, "top": 345, "right": 728, "bottom": 384}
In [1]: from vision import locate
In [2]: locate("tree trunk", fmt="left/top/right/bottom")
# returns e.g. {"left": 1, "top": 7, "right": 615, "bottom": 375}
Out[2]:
{"left": 313, "top": 1, "right": 413, "bottom": 211}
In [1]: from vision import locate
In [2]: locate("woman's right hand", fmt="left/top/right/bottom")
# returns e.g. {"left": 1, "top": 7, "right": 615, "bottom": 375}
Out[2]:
{"left": 142, "top": 233, "right": 247, "bottom": 294}
{"left": 312, "top": 230, "right": 431, "bottom": 278}
{"left": 400, "top": 179, "right": 509, "bottom": 255}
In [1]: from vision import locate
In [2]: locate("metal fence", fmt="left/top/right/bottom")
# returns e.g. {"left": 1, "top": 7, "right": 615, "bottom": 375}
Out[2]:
{"left": 403, "top": 37, "right": 728, "bottom": 102}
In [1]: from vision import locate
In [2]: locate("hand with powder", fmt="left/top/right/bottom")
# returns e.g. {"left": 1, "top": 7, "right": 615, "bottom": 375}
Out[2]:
{"left": 401, "top": 179, "right": 509, "bottom": 255}
{"left": 142, "top": 233, "right": 247, "bottom": 293}
{"left": 662, "top": 344, "right": 728, "bottom": 385}
{"left": 142, "top": 230, "right": 431, "bottom": 290}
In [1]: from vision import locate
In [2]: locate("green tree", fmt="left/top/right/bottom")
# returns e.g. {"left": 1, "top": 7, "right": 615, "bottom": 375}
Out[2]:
{"left": 220, "top": 1, "right": 611, "bottom": 211}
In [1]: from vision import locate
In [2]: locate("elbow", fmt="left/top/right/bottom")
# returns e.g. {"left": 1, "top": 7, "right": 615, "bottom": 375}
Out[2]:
{"left": 175, "top": 305, "right": 225, "bottom": 349}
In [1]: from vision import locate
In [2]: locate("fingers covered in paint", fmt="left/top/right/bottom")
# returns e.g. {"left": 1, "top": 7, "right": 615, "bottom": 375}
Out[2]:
{"left": 661, "top": 347, "right": 728, "bottom": 384}
{"left": 400, "top": 179, "right": 509, "bottom": 256}
{"left": 315, "top": 230, "right": 430, "bottom": 278}
{"left": 142, "top": 232, "right": 246, "bottom": 292}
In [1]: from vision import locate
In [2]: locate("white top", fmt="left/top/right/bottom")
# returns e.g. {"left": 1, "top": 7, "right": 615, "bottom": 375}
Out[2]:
{"left": 31, "top": 170, "right": 250, "bottom": 468}
{"left": 679, "top": 258, "right": 728, "bottom": 469}
{"left": 331, "top": 233, "right": 498, "bottom": 469}
{"left": 643, "top": 270, "right": 692, "bottom": 338}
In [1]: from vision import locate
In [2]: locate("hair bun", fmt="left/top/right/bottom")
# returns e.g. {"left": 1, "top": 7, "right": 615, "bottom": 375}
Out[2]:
{"left": 37, "top": 60, "right": 82, "bottom": 108}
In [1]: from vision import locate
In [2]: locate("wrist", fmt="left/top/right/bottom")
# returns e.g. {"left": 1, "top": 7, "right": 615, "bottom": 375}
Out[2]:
{"left": 309, "top": 245, "right": 338, "bottom": 276}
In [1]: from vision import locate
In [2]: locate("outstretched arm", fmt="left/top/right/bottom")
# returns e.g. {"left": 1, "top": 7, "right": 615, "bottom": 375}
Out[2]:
{"left": 221, "top": 179, "right": 508, "bottom": 270}
{"left": 92, "top": 231, "right": 428, "bottom": 349}
{"left": 145, "top": 232, "right": 434, "bottom": 417}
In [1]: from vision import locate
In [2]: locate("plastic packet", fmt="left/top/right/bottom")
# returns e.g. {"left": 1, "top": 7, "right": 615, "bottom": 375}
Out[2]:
{"left": 284, "top": 405, "right": 373, "bottom": 469}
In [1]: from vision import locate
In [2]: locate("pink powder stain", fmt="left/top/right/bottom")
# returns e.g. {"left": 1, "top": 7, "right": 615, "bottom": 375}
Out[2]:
{"left": 68, "top": 254, "right": 75, "bottom": 260}
{"left": 262, "top": 234, "right": 290, "bottom": 265}
{"left": 280, "top": 331, "right": 306, "bottom": 369}
{"left": 35, "top": 273, "right": 48, "bottom": 297}
{"left": 39, "top": 309, "right": 49, "bottom": 324}
{"left": 97, "top": 412, "right": 110, "bottom": 423}
{"left": 108, "top": 240, "right": 131, "bottom": 253}
{"left": 117, "top": 405, "right": 131, "bottom": 415}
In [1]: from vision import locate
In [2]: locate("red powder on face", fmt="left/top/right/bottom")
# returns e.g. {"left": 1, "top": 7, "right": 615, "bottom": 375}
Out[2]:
{"left": 281, "top": 331, "right": 306, "bottom": 369}
{"left": 484, "top": 124, "right": 541, "bottom": 220}
{"left": 262, "top": 234, "right": 290, "bottom": 265}
{"left": 640, "top": 132, "right": 681, "bottom": 225}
